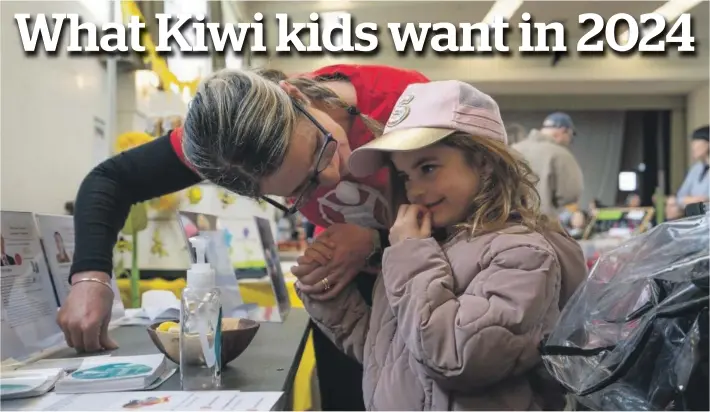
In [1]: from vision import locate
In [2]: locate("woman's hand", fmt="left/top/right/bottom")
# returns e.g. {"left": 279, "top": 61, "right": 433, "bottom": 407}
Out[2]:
{"left": 292, "top": 223, "right": 374, "bottom": 301}
{"left": 56, "top": 271, "right": 119, "bottom": 353}
{"left": 389, "top": 205, "right": 432, "bottom": 245}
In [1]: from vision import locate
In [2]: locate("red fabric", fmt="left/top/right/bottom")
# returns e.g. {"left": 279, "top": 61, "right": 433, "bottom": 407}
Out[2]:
{"left": 168, "top": 65, "right": 430, "bottom": 230}
{"left": 297, "top": 65, "right": 429, "bottom": 230}
{"left": 169, "top": 128, "right": 189, "bottom": 166}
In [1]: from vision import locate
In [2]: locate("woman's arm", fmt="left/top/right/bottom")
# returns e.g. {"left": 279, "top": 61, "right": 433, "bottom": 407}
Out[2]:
{"left": 382, "top": 237, "right": 559, "bottom": 391}
{"left": 70, "top": 133, "right": 202, "bottom": 280}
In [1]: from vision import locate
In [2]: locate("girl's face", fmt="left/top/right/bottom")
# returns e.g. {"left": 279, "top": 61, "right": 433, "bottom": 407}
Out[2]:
{"left": 391, "top": 145, "right": 480, "bottom": 228}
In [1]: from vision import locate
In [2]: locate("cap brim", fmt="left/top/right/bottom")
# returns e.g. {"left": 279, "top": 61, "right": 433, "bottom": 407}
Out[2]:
{"left": 348, "top": 128, "right": 455, "bottom": 178}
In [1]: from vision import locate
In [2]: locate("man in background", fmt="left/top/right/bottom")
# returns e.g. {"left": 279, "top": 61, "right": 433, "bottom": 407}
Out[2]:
{"left": 512, "top": 112, "right": 584, "bottom": 217}
{"left": 666, "top": 125, "right": 710, "bottom": 219}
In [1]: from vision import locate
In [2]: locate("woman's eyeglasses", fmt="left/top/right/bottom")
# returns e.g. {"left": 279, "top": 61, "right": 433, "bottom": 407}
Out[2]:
{"left": 261, "top": 102, "right": 338, "bottom": 216}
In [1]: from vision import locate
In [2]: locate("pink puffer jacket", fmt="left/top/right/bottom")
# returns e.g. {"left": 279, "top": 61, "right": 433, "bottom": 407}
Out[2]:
{"left": 298, "top": 226, "right": 586, "bottom": 411}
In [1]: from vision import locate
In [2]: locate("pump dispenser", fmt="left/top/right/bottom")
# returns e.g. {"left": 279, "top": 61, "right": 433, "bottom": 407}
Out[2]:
{"left": 180, "top": 235, "right": 222, "bottom": 390}
{"left": 187, "top": 237, "right": 215, "bottom": 289}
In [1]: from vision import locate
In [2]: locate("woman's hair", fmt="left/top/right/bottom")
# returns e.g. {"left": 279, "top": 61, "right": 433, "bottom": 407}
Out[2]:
{"left": 254, "top": 69, "right": 384, "bottom": 137}
{"left": 183, "top": 68, "right": 382, "bottom": 197}
{"left": 388, "top": 132, "right": 563, "bottom": 237}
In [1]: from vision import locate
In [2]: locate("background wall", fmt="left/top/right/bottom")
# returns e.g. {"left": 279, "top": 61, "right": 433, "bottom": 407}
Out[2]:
{"left": 501, "top": 110, "right": 625, "bottom": 207}
{"left": 687, "top": 82, "right": 709, "bottom": 131}
{"left": 1, "top": 1, "right": 109, "bottom": 215}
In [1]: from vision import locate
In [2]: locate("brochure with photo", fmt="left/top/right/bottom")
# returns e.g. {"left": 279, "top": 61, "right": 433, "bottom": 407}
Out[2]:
{"left": 34, "top": 214, "right": 124, "bottom": 322}
{"left": 0, "top": 211, "right": 64, "bottom": 362}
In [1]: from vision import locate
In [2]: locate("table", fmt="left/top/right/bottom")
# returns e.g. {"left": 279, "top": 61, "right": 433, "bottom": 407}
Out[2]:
{"left": 45, "top": 309, "right": 312, "bottom": 411}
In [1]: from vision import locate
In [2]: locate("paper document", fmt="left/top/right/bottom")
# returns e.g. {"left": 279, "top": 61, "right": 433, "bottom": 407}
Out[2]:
{"left": 141, "top": 290, "right": 180, "bottom": 321}
{"left": 35, "top": 214, "right": 125, "bottom": 321}
{"left": 114, "top": 291, "right": 179, "bottom": 326}
{"left": 1, "top": 212, "right": 64, "bottom": 362}
{"left": 1, "top": 390, "right": 283, "bottom": 411}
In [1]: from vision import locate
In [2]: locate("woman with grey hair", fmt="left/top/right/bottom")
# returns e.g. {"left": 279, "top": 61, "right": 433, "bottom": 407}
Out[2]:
{"left": 60, "top": 64, "right": 429, "bottom": 411}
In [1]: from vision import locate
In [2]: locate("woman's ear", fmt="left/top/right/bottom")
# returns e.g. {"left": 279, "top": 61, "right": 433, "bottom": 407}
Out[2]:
{"left": 279, "top": 81, "right": 310, "bottom": 105}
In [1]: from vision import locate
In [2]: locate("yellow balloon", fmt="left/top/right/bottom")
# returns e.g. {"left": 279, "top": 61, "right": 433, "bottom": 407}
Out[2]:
{"left": 114, "top": 131, "right": 154, "bottom": 154}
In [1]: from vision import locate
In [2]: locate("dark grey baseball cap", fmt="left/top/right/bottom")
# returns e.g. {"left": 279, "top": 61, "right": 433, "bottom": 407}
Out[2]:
{"left": 543, "top": 112, "right": 576, "bottom": 135}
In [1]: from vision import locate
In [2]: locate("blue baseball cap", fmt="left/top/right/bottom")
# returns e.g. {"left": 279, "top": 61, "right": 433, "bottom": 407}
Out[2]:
{"left": 691, "top": 125, "right": 709, "bottom": 141}
{"left": 543, "top": 112, "right": 576, "bottom": 135}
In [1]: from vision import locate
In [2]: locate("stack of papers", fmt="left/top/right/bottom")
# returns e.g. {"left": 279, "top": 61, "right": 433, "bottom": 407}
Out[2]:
{"left": 0, "top": 368, "right": 64, "bottom": 400}
{"left": 17, "top": 355, "right": 112, "bottom": 374}
{"left": 54, "top": 354, "right": 167, "bottom": 394}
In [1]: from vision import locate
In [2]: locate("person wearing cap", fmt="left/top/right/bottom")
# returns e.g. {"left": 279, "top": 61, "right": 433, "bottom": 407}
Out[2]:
{"left": 512, "top": 112, "right": 584, "bottom": 217}
{"left": 669, "top": 125, "right": 710, "bottom": 215}
{"left": 60, "top": 64, "right": 429, "bottom": 411}
{"left": 295, "top": 80, "right": 587, "bottom": 410}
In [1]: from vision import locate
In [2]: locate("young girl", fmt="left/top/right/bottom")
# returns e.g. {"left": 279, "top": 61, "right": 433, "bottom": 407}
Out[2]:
{"left": 296, "top": 80, "right": 587, "bottom": 410}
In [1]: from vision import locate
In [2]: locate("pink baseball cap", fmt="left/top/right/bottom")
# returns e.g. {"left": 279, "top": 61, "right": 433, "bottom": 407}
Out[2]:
{"left": 348, "top": 80, "right": 507, "bottom": 178}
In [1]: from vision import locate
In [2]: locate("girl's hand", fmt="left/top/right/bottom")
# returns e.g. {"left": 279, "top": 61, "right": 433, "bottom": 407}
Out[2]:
{"left": 292, "top": 223, "right": 374, "bottom": 300}
{"left": 297, "top": 239, "right": 335, "bottom": 267}
{"left": 389, "top": 205, "right": 432, "bottom": 245}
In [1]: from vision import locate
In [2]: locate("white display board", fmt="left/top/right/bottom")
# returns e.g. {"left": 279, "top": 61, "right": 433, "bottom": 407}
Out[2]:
{"left": 34, "top": 214, "right": 124, "bottom": 322}
{"left": 0, "top": 212, "right": 64, "bottom": 362}
{"left": 133, "top": 183, "right": 280, "bottom": 272}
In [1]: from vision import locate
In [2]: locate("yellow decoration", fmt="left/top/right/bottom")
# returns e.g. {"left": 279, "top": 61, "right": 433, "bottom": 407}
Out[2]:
{"left": 187, "top": 187, "right": 203, "bottom": 204}
{"left": 149, "top": 193, "right": 180, "bottom": 212}
{"left": 150, "top": 228, "right": 169, "bottom": 258}
{"left": 219, "top": 190, "right": 236, "bottom": 208}
{"left": 121, "top": 0, "right": 201, "bottom": 96}
{"left": 116, "top": 237, "right": 132, "bottom": 254}
{"left": 114, "top": 131, "right": 154, "bottom": 154}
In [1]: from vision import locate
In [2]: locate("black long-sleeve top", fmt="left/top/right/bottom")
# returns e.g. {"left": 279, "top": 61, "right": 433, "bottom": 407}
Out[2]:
{"left": 69, "top": 134, "right": 201, "bottom": 279}
{"left": 70, "top": 132, "right": 391, "bottom": 281}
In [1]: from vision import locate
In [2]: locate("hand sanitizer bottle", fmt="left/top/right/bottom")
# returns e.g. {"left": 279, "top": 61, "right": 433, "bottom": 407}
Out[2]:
{"left": 180, "top": 236, "right": 222, "bottom": 390}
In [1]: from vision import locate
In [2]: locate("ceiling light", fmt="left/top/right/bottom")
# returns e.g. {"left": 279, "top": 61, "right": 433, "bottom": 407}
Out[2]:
{"left": 618, "top": 0, "right": 703, "bottom": 43}
{"left": 654, "top": 0, "right": 704, "bottom": 20}
{"left": 482, "top": 0, "right": 524, "bottom": 25}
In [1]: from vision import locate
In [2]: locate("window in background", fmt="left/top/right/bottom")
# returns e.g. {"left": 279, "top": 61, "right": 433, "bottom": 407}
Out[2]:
{"left": 78, "top": 0, "right": 123, "bottom": 23}
{"left": 222, "top": 0, "right": 244, "bottom": 70}
{"left": 321, "top": 11, "right": 348, "bottom": 48}
{"left": 619, "top": 171, "right": 638, "bottom": 192}
{"left": 78, "top": 0, "right": 109, "bottom": 23}
{"left": 225, "top": 51, "right": 243, "bottom": 70}
{"left": 164, "top": 0, "right": 212, "bottom": 83}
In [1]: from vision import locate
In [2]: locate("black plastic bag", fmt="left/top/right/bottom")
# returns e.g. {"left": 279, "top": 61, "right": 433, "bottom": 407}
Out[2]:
{"left": 540, "top": 214, "right": 709, "bottom": 411}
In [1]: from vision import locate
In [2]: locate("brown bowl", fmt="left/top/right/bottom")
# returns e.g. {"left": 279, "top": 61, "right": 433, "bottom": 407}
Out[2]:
{"left": 147, "top": 318, "right": 260, "bottom": 367}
